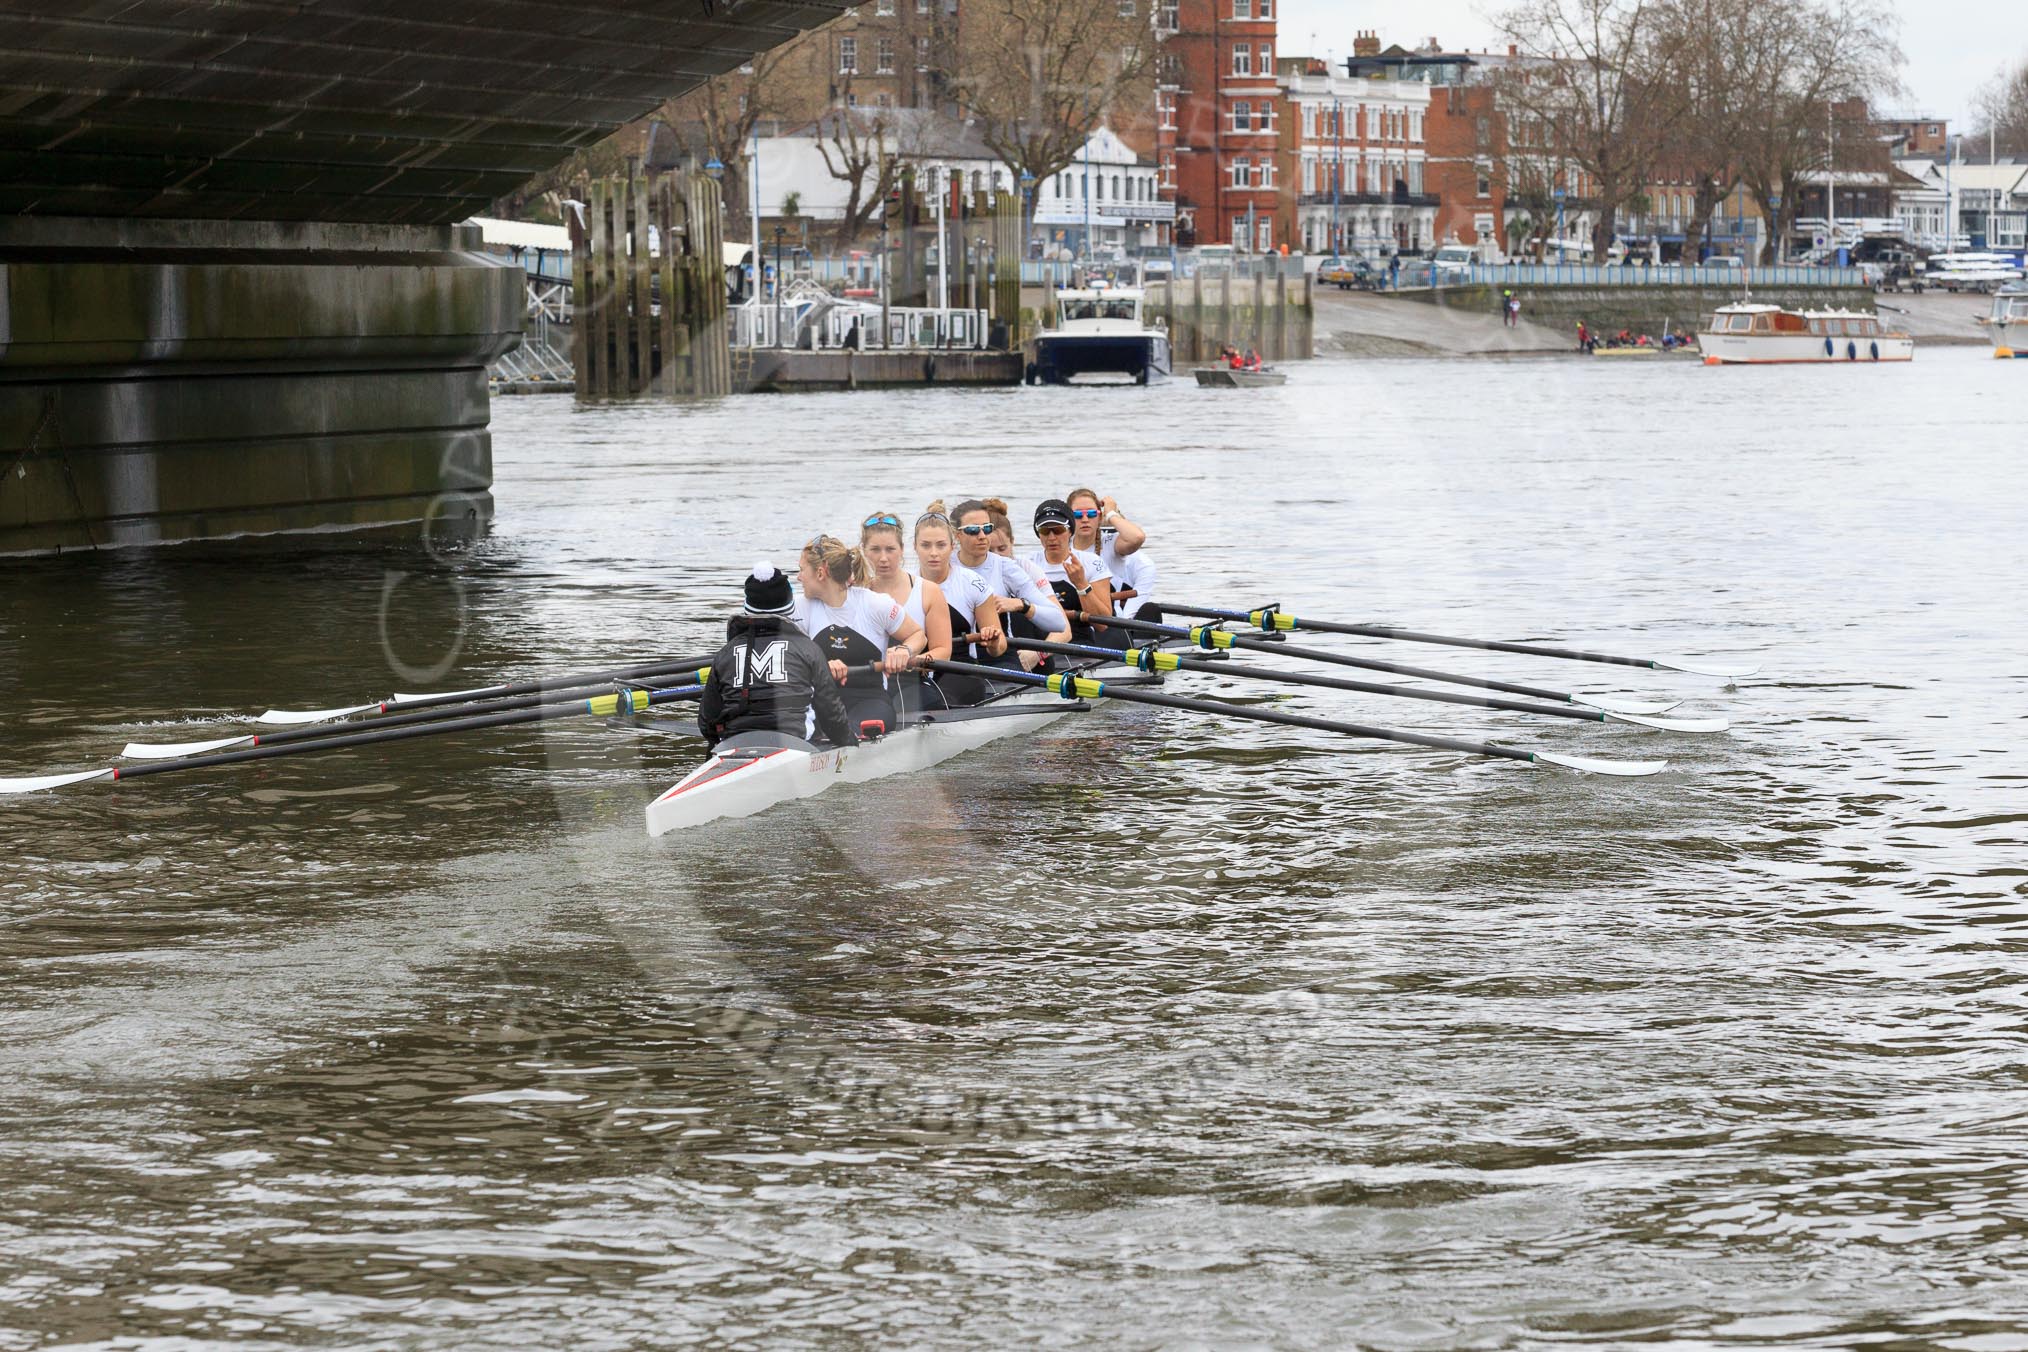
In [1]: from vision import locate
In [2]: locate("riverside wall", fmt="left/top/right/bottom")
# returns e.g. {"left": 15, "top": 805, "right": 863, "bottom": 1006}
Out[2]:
{"left": 1405, "top": 283, "right": 1877, "bottom": 340}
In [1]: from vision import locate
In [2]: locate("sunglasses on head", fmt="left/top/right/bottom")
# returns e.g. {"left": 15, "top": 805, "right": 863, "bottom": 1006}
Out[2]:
{"left": 959, "top": 522, "right": 996, "bottom": 536}
{"left": 1070, "top": 508, "right": 1103, "bottom": 520}
{"left": 863, "top": 514, "right": 900, "bottom": 528}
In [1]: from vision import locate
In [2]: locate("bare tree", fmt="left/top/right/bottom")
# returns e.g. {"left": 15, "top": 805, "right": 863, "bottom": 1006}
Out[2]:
{"left": 1973, "top": 55, "right": 2028, "bottom": 159}
{"left": 655, "top": 43, "right": 814, "bottom": 239}
{"left": 810, "top": 91, "right": 913, "bottom": 249}
{"left": 1493, "top": 0, "right": 1684, "bottom": 259}
{"left": 954, "top": 0, "right": 1156, "bottom": 189}
{"left": 1731, "top": 0, "right": 1900, "bottom": 262}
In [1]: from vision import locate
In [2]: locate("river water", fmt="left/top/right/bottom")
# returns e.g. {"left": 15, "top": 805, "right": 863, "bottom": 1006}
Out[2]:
{"left": 3, "top": 348, "right": 2025, "bottom": 1348}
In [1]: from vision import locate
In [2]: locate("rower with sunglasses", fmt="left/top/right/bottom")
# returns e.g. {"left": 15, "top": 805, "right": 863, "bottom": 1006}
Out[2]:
{"left": 1025, "top": 499, "right": 1122, "bottom": 648}
{"left": 912, "top": 505, "right": 1009, "bottom": 706}
{"left": 1066, "top": 488, "right": 1159, "bottom": 621}
{"left": 948, "top": 498, "right": 1071, "bottom": 671}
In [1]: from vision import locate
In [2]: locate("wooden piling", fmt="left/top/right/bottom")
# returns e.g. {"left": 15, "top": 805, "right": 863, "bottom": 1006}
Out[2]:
{"left": 629, "top": 170, "right": 651, "bottom": 394}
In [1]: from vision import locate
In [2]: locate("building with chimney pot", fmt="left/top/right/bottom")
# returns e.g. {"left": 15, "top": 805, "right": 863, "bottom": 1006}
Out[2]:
{"left": 1156, "top": 0, "right": 1282, "bottom": 252}
{"left": 1276, "top": 44, "right": 1435, "bottom": 256}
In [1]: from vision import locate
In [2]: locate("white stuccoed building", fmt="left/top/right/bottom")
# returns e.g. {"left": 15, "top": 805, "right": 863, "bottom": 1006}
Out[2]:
{"left": 741, "top": 113, "right": 1166, "bottom": 258}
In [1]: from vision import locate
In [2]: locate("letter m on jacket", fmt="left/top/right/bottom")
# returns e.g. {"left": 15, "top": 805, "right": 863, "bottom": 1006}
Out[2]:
{"left": 731, "top": 640, "right": 790, "bottom": 684}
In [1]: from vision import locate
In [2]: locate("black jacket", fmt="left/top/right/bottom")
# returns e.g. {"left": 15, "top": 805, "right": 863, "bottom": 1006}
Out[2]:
{"left": 697, "top": 614, "right": 857, "bottom": 748}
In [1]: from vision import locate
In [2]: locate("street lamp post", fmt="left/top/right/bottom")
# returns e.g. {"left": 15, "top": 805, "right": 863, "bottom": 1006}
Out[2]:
{"left": 772, "top": 224, "right": 785, "bottom": 347}
{"left": 1554, "top": 186, "right": 1566, "bottom": 264}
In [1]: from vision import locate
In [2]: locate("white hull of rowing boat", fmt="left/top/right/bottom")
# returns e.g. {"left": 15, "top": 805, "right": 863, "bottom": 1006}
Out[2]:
{"left": 644, "top": 697, "right": 1074, "bottom": 836}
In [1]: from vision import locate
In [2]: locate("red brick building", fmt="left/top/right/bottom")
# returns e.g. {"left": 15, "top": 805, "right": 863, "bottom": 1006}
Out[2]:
{"left": 1157, "top": 0, "right": 1282, "bottom": 251}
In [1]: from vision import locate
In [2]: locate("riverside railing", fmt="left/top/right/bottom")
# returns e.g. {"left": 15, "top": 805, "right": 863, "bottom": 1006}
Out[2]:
{"left": 1455, "top": 263, "right": 1869, "bottom": 288}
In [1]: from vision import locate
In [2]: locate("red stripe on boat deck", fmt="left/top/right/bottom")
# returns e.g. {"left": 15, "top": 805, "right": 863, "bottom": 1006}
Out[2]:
{"left": 656, "top": 748, "right": 793, "bottom": 801}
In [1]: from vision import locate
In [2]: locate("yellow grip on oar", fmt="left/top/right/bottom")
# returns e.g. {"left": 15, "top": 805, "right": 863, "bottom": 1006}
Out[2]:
{"left": 1188, "top": 626, "right": 1237, "bottom": 650}
{"left": 586, "top": 688, "right": 663, "bottom": 717}
{"left": 1127, "top": 648, "right": 1183, "bottom": 673}
{"left": 1247, "top": 609, "right": 1296, "bottom": 631}
{"left": 1045, "top": 673, "right": 1106, "bottom": 699}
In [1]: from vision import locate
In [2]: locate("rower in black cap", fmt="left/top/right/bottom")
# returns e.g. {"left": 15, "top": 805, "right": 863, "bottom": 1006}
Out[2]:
{"left": 697, "top": 562, "right": 859, "bottom": 749}
{"left": 1026, "top": 498, "right": 1122, "bottom": 648}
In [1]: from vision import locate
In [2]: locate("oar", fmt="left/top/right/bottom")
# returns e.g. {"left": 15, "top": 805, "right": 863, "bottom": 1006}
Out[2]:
{"left": 924, "top": 661, "right": 1665, "bottom": 777}
{"left": 120, "top": 667, "right": 711, "bottom": 760}
{"left": 1093, "top": 614, "right": 1682, "bottom": 716}
{"left": 0, "top": 684, "right": 705, "bottom": 796}
{"left": 252, "top": 653, "right": 717, "bottom": 726}
{"left": 1008, "top": 639, "right": 1727, "bottom": 733}
{"left": 1164, "top": 603, "right": 1760, "bottom": 679}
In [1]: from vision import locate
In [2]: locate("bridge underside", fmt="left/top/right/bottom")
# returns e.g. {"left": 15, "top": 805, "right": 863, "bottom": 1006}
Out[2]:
{"left": 1, "top": 0, "right": 849, "bottom": 554}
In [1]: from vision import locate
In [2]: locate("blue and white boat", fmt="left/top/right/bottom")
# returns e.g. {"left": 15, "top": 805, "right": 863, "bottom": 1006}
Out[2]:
{"left": 1027, "top": 288, "right": 1171, "bottom": 386}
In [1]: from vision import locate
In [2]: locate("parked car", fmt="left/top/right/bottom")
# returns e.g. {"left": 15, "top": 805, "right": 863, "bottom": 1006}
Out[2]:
{"left": 1430, "top": 244, "right": 1478, "bottom": 278}
{"left": 1316, "top": 256, "right": 1380, "bottom": 289}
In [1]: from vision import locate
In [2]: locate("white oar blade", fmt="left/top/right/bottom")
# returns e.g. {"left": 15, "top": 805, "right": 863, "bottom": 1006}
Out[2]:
{"left": 1655, "top": 657, "right": 1759, "bottom": 678}
{"left": 1532, "top": 750, "right": 1669, "bottom": 778}
{"left": 0, "top": 767, "right": 117, "bottom": 795}
{"left": 254, "top": 701, "right": 381, "bottom": 727}
{"left": 390, "top": 686, "right": 494, "bottom": 705}
{"left": 1603, "top": 711, "right": 1729, "bottom": 734}
{"left": 120, "top": 735, "right": 257, "bottom": 761}
{"left": 1573, "top": 693, "right": 1681, "bottom": 716}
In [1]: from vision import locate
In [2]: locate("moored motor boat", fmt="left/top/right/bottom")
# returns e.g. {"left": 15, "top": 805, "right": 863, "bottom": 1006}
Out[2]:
{"left": 1194, "top": 366, "right": 1287, "bottom": 387}
{"left": 1986, "top": 284, "right": 2028, "bottom": 358}
{"left": 1028, "top": 288, "right": 1172, "bottom": 386}
{"left": 1698, "top": 302, "right": 1914, "bottom": 365}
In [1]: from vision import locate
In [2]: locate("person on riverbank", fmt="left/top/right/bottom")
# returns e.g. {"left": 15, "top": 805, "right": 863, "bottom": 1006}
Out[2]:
{"left": 1026, "top": 499, "right": 1118, "bottom": 648}
{"left": 697, "top": 563, "right": 858, "bottom": 750}
{"left": 1505, "top": 291, "right": 1522, "bottom": 328}
{"left": 1066, "top": 489, "right": 1158, "bottom": 621}
{"left": 796, "top": 535, "right": 927, "bottom": 735}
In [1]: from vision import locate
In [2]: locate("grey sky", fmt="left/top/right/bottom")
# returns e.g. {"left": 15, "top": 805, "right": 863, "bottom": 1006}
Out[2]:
{"left": 1273, "top": 0, "right": 2028, "bottom": 127}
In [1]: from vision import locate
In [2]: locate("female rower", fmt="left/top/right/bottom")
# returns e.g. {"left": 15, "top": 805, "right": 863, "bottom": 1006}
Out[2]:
{"left": 1067, "top": 487, "right": 1159, "bottom": 620}
{"left": 1026, "top": 499, "right": 1118, "bottom": 647}
{"left": 948, "top": 498, "right": 1069, "bottom": 671}
{"left": 913, "top": 506, "right": 1008, "bottom": 705}
{"left": 796, "top": 533, "right": 927, "bottom": 735}
{"left": 983, "top": 498, "right": 1045, "bottom": 582}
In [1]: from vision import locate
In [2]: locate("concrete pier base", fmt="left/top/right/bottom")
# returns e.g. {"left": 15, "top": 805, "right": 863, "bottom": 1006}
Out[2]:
{"left": 0, "top": 219, "right": 523, "bottom": 555}
{"left": 744, "top": 349, "right": 1022, "bottom": 392}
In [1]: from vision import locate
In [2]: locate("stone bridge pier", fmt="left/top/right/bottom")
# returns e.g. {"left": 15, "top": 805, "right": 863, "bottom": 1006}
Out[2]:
{"left": 0, "top": 0, "right": 850, "bottom": 555}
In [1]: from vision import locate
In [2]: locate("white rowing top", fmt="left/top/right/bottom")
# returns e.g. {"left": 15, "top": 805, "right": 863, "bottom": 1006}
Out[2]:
{"left": 794, "top": 587, "right": 908, "bottom": 655}
{"left": 933, "top": 562, "right": 996, "bottom": 627}
{"left": 968, "top": 553, "right": 1070, "bottom": 632}
{"left": 1101, "top": 537, "right": 1156, "bottom": 611}
{"left": 1023, "top": 546, "right": 1113, "bottom": 593}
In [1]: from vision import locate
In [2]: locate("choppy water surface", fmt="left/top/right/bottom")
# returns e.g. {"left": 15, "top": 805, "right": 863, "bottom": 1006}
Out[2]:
{"left": 3, "top": 350, "right": 2026, "bottom": 1349}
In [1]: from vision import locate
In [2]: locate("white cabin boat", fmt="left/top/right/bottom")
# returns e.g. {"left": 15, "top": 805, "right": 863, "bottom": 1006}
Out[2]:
{"left": 1699, "top": 303, "right": 1914, "bottom": 366}
{"left": 1027, "top": 289, "right": 1172, "bottom": 386}
{"left": 1987, "top": 284, "right": 2028, "bottom": 358}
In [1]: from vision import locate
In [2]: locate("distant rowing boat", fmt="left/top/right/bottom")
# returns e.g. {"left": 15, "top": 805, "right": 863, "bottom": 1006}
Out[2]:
{"left": 1194, "top": 367, "right": 1287, "bottom": 387}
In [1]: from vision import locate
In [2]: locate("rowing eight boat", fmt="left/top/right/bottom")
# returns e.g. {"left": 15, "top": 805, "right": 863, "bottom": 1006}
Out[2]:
{"left": 643, "top": 669, "right": 1099, "bottom": 837}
